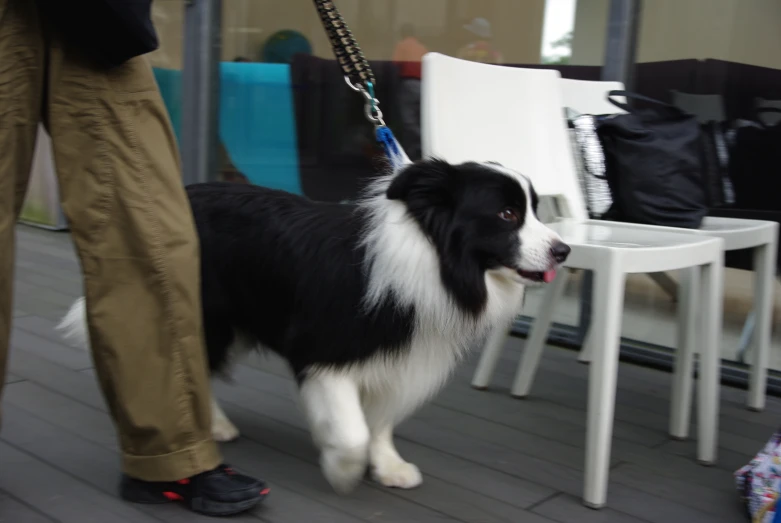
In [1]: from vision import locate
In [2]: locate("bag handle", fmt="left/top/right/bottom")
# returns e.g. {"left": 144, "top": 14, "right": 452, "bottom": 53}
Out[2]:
{"left": 756, "top": 106, "right": 781, "bottom": 128}
{"left": 607, "top": 90, "right": 678, "bottom": 113}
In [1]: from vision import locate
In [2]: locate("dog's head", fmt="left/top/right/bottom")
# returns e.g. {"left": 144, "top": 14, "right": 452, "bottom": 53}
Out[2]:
{"left": 385, "top": 159, "right": 569, "bottom": 293}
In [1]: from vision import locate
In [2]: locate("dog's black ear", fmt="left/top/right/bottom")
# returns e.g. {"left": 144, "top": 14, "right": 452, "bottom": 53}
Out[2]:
{"left": 386, "top": 159, "right": 456, "bottom": 206}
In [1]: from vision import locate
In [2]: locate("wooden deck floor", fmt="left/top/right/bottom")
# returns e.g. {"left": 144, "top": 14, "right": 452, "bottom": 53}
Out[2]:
{"left": 2, "top": 223, "right": 776, "bottom": 522}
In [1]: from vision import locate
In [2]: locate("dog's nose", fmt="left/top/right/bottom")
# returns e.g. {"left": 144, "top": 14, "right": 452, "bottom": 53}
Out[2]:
{"left": 550, "top": 242, "right": 571, "bottom": 264}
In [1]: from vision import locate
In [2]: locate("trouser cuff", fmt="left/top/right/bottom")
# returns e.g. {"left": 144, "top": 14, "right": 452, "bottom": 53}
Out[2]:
{"left": 122, "top": 438, "right": 222, "bottom": 482}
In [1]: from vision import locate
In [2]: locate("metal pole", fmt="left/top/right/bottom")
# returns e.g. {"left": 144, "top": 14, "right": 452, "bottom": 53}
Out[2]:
{"left": 181, "top": 0, "right": 223, "bottom": 185}
{"left": 577, "top": 0, "right": 642, "bottom": 343}
{"left": 601, "top": 0, "right": 642, "bottom": 86}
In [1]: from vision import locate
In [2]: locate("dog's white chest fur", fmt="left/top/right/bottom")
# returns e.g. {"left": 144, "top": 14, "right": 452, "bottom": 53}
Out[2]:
{"left": 346, "top": 333, "right": 463, "bottom": 426}
{"left": 351, "top": 187, "right": 527, "bottom": 426}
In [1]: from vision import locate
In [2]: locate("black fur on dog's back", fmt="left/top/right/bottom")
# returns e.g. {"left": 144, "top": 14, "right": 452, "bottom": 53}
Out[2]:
{"left": 187, "top": 182, "right": 415, "bottom": 376}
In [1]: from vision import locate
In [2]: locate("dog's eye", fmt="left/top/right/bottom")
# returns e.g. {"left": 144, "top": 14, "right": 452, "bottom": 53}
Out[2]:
{"left": 498, "top": 208, "right": 519, "bottom": 223}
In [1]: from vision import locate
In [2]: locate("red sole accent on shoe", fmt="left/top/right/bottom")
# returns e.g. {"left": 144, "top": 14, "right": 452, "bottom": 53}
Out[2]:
{"left": 163, "top": 491, "right": 184, "bottom": 501}
{"left": 260, "top": 488, "right": 270, "bottom": 496}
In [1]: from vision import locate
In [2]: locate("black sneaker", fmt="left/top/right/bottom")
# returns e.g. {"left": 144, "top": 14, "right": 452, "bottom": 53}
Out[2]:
{"left": 120, "top": 464, "right": 269, "bottom": 517}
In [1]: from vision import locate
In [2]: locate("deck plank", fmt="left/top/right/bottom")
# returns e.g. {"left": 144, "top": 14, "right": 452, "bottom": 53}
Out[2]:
{"left": 0, "top": 490, "right": 56, "bottom": 523}
{"left": 0, "top": 441, "right": 163, "bottom": 523}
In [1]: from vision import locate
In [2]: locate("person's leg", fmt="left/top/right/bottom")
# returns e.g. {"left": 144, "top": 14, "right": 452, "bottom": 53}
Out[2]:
{"left": 45, "top": 39, "right": 220, "bottom": 480}
{"left": 0, "top": 0, "right": 45, "bottom": 426}
{"left": 43, "top": 33, "right": 268, "bottom": 513}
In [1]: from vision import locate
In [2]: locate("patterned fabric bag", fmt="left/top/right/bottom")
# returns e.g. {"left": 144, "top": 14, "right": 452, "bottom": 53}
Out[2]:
{"left": 735, "top": 429, "right": 781, "bottom": 522}
{"left": 566, "top": 109, "right": 612, "bottom": 219}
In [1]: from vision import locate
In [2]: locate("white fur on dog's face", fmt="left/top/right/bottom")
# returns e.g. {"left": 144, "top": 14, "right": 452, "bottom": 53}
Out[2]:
{"left": 376, "top": 159, "right": 569, "bottom": 300}
{"left": 486, "top": 164, "right": 567, "bottom": 286}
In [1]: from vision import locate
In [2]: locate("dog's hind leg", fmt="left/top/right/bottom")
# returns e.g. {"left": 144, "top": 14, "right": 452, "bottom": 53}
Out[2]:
{"left": 367, "top": 423, "right": 422, "bottom": 489}
{"left": 210, "top": 392, "right": 240, "bottom": 442}
{"left": 299, "top": 372, "right": 369, "bottom": 494}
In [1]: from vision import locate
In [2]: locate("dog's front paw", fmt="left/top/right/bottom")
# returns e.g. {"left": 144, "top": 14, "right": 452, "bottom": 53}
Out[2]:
{"left": 371, "top": 460, "right": 423, "bottom": 489}
{"left": 321, "top": 445, "right": 368, "bottom": 494}
{"left": 211, "top": 417, "right": 240, "bottom": 442}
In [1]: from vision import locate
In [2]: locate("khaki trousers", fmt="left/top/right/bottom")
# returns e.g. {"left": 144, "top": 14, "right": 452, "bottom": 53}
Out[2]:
{"left": 0, "top": 0, "right": 221, "bottom": 481}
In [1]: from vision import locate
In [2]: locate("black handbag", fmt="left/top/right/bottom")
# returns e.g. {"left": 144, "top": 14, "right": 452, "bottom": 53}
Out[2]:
{"left": 37, "top": 0, "right": 159, "bottom": 68}
{"left": 728, "top": 108, "right": 781, "bottom": 212}
{"left": 700, "top": 120, "right": 739, "bottom": 210}
{"left": 596, "top": 90, "right": 708, "bottom": 228}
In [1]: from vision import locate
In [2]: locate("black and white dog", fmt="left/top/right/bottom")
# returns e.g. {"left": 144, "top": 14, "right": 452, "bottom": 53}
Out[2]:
{"left": 58, "top": 158, "right": 569, "bottom": 493}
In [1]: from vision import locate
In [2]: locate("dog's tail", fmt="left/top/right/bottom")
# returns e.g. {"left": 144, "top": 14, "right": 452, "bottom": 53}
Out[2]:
{"left": 56, "top": 297, "right": 90, "bottom": 351}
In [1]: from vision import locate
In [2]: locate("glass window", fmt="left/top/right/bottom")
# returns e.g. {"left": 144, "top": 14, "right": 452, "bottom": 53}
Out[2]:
{"left": 215, "top": 0, "right": 600, "bottom": 198}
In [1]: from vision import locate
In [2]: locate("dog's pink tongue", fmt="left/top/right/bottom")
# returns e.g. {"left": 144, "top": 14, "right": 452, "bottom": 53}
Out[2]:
{"left": 543, "top": 270, "right": 557, "bottom": 283}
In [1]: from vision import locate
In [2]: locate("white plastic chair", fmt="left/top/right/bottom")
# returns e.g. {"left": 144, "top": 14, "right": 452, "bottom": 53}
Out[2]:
{"left": 476, "top": 76, "right": 777, "bottom": 432}
{"left": 558, "top": 78, "right": 778, "bottom": 414}
{"left": 421, "top": 52, "right": 725, "bottom": 509}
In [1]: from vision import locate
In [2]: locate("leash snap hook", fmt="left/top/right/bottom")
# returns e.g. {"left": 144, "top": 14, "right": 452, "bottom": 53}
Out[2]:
{"left": 344, "top": 76, "right": 385, "bottom": 128}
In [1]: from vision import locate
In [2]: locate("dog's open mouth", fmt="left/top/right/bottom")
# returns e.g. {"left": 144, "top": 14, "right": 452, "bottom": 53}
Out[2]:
{"left": 517, "top": 269, "right": 557, "bottom": 283}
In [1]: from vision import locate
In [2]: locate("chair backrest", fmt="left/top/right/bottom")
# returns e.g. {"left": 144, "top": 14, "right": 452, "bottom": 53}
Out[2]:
{"left": 420, "top": 52, "right": 589, "bottom": 221}
{"left": 559, "top": 78, "right": 627, "bottom": 115}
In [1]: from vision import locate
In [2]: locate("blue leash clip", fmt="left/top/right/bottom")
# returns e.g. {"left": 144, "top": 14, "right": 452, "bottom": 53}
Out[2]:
{"left": 376, "top": 125, "right": 401, "bottom": 161}
{"left": 345, "top": 77, "right": 410, "bottom": 169}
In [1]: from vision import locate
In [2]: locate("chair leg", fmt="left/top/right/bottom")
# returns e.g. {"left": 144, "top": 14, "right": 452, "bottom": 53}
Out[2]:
{"left": 648, "top": 271, "right": 679, "bottom": 301}
{"left": 670, "top": 267, "right": 699, "bottom": 440}
{"left": 577, "top": 271, "right": 594, "bottom": 364}
{"left": 511, "top": 269, "right": 570, "bottom": 398}
{"left": 472, "top": 325, "right": 512, "bottom": 390}
{"left": 736, "top": 310, "right": 755, "bottom": 364}
{"left": 583, "top": 267, "right": 626, "bottom": 509}
{"left": 748, "top": 240, "right": 777, "bottom": 411}
{"left": 578, "top": 327, "right": 593, "bottom": 363}
{"left": 697, "top": 258, "right": 724, "bottom": 465}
